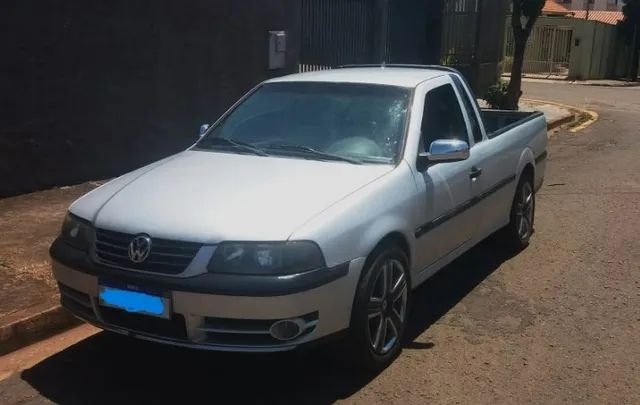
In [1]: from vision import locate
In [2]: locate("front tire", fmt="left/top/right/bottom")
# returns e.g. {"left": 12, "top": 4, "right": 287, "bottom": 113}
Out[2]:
{"left": 348, "top": 246, "right": 410, "bottom": 371}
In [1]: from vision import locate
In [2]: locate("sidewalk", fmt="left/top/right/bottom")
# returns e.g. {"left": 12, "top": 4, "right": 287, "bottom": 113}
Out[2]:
{"left": 520, "top": 100, "right": 576, "bottom": 129}
{"left": 0, "top": 182, "right": 101, "bottom": 354}
{"left": 568, "top": 79, "right": 640, "bottom": 87}
{"left": 502, "top": 74, "right": 640, "bottom": 88}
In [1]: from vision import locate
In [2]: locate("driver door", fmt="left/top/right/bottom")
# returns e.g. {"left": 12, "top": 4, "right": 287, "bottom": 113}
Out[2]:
{"left": 412, "top": 80, "right": 475, "bottom": 272}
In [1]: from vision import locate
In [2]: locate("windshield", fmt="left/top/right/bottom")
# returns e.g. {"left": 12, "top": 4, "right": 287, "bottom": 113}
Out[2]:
{"left": 196, "top": 82, "right": 411, "bottom": 164}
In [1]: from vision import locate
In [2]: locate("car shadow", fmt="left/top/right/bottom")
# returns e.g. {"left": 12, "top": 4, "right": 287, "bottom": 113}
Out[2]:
{"left": 20, "top": 234, "right": 518, "bottom": 404}
{"left": 403, "top": 233, "right": 520, "bottom": 345}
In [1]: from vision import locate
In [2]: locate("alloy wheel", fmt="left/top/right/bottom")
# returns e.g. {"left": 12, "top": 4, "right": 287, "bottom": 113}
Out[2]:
{"left": 367, "top": 258, "right": 408, "bottom": 355}
{"left": 515, "top": 181, "right": 534, "bottom": 241}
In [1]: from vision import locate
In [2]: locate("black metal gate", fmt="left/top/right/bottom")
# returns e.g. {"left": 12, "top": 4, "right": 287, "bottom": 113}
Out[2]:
{"left": 504, "top": 24, "right": 573, "bottom": 78}
{"left": 440, "top": 0, "right": 507, "bottom": 93}
{"left": 299, "top": 0, "right": 383, "bottom": 72}
{"left": 297, "top": 0, "right": 506, "bottom": 93}
{"left": 440, "top": 0, "right": 477, "bottom": 67}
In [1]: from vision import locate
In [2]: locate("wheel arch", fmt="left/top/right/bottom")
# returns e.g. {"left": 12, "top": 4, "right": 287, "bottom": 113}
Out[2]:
{"left": 520, "top": 162, "right": 535, "bottom": 185}
{"left": 359, "top": 231, "right": 412, "bottom": 290}
{"left": 366, "top": 232, "right": 411, "bottom": 266}
{"left": 516, "top": 148, "right": 536, "bottom": 186}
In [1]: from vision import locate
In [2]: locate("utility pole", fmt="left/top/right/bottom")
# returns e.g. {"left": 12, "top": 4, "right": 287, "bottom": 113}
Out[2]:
{"left": 584, "top": 0, "right": 590, "bottom": 21}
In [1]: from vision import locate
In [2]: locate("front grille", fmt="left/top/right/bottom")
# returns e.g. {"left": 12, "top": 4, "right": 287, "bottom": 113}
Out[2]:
{"left": 99, "top": 306, "right": 188, "bottom": 340}
{"left": 59, "top": 283, "right": 95, "bottom": 320}
{"left": 94, "top": 228, "right": 202, "bottom": 275}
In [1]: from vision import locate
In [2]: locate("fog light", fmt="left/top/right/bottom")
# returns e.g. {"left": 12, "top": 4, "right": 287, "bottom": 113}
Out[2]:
{"left": 269, "top": 318, "right": 305, "bottom": 341}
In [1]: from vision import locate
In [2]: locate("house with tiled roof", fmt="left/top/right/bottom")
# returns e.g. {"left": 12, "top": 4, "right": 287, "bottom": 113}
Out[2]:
{"left": 555, "top": 0, "right": 623, "bottom": 12}
{"left": 571, "top": 10, "right": 625, "bottom": 25}
{"left": 506, "top": 1, "right": 633, "bottom": 80}
{"left": 543, "top": 1, "right": 572, "bottom": 15}
{"left": 543, "top": 1, "right": 624, "bottom": 26}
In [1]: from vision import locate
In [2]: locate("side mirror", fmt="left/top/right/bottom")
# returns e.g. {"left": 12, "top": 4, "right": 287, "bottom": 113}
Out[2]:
{"left": 417, "top": 139, "right": 470, "bottom": 171}
{"left": 199, "top": 124, "right": 210, "bottom": 138}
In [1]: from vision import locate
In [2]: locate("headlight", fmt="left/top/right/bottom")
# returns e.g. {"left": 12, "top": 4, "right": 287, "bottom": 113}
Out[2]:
{"left": 60, "top": 213, "right": 92, "bottom": 251}
{"left": 208, "top": 241, "right": 325, "bottom": 275}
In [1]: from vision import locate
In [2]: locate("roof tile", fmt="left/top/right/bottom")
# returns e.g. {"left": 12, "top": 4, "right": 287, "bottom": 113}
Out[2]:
{"left": 543, "top": 1, "right": 572, "bottom": 15}
{"left": 570, "top": 11, "right": 624, "bottom": 25}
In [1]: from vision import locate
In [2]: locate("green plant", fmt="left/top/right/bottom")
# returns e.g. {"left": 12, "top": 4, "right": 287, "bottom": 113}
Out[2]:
{"left": 483, "top": 81, "right": 509, "bottom": 109}
{"left": 503, "top": 56, "right": 514, "bottom": 67}
{"left": 440, "top": 48, "right": 459, "bottom": 66}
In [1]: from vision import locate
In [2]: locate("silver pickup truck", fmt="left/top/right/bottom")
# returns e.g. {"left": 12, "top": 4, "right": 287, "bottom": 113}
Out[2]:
{"left": 51, "top": 65, "right": 547, "bottom": 370}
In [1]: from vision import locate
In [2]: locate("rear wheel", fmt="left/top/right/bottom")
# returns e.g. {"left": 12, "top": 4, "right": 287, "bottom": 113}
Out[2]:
{"left": 348, "top": 246, "right": 410, "bottom": 371}
{"left": 502, "top": 175, "right": 535, "bottom": 249}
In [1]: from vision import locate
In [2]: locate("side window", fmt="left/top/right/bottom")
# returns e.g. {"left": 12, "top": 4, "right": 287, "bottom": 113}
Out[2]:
{"left": 420, "top": 84, "right": 469, "bottom": 151}
{"left": 452, "top": 75, "right": 483, "bottom": 143}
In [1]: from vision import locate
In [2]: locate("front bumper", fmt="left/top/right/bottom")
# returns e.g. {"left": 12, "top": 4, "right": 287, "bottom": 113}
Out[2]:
{"left": 51, "top": 240, "right": 364, "bottom": 352}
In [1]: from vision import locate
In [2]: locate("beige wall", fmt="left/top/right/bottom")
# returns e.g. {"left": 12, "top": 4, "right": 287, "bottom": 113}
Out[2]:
{"left": 515, "top": 16, "right": 630, "bottom": 80}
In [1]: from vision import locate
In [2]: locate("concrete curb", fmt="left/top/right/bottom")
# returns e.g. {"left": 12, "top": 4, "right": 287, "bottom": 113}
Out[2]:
{"left": 0, "top": 305, "right": 81, "bottom": 356}
{"left": 569, "top": 109, "right": 599, "bottom": 133}
{"left": 568, "top": 81, "right": 640, "bottom": 88}
{"left": 547, "top": 114, "right": 575, "bottom": 131}
{"left": 521, "top": 98, "right": 598, "bottom": 133}
{"left": 504, "top": 75, "right": 640, "bottom": 88}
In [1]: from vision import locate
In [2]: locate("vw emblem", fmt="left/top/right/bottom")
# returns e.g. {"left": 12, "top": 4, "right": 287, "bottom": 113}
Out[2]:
{"left": 128, "top": 235, "right": 152, "bottom": 263}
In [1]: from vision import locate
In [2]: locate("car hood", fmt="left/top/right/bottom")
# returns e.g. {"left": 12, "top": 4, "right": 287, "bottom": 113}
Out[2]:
{"left": 71, "top": 150, "right": 393, "bottom": 243}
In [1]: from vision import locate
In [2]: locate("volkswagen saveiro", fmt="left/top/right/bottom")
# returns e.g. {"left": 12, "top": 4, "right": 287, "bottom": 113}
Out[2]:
{"left": 51, "top": 65, "right": 547, "bottom": 369}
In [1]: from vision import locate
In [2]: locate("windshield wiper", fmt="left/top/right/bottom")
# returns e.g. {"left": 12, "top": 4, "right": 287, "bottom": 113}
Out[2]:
{"left": 197, "top": 137, "right": 269, "bottom": 157}
{"left": 264, "top": 144, "right": 362, "bottom": 165}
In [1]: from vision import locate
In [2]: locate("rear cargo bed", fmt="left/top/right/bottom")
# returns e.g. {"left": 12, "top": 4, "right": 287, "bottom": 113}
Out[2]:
{"left": 481, "top": 110, "right": 545, "bottom": 139}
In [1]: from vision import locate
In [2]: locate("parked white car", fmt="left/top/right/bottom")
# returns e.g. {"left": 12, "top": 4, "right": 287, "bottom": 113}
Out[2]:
{"left": 51, "top": 65, "right": 547, "bottom": 369}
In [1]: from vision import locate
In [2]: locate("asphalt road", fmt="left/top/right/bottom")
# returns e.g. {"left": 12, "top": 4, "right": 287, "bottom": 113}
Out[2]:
{"left": 1, "top": 82, "right": 639, "bottom": 404}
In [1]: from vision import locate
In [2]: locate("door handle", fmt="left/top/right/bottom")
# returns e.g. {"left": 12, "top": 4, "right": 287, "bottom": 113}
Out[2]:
{"left": 470, "top": 166, "right": 483, "bottom": 179}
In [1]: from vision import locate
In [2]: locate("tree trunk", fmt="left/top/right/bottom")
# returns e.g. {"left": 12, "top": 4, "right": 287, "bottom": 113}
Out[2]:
{"left": 505, "top": 36, "right": 526, "bottom": 110}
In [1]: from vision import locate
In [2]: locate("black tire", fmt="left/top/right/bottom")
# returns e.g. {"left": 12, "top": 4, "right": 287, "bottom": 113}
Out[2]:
{"left": 502, "top": 174, "right": 535, "bottom": 250}
{"left": 347, "top": 245, "right": 410, "bottom": 372}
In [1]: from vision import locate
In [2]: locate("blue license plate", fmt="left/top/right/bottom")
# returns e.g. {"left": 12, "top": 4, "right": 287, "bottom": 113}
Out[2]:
{"left": 99, "top": 286, "right": 169, "bottom": 319}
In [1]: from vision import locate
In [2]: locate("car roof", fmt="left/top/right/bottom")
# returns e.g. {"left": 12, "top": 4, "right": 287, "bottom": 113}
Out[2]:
{"left": 265, "top": 67, "right": 449, "bottom": 88}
